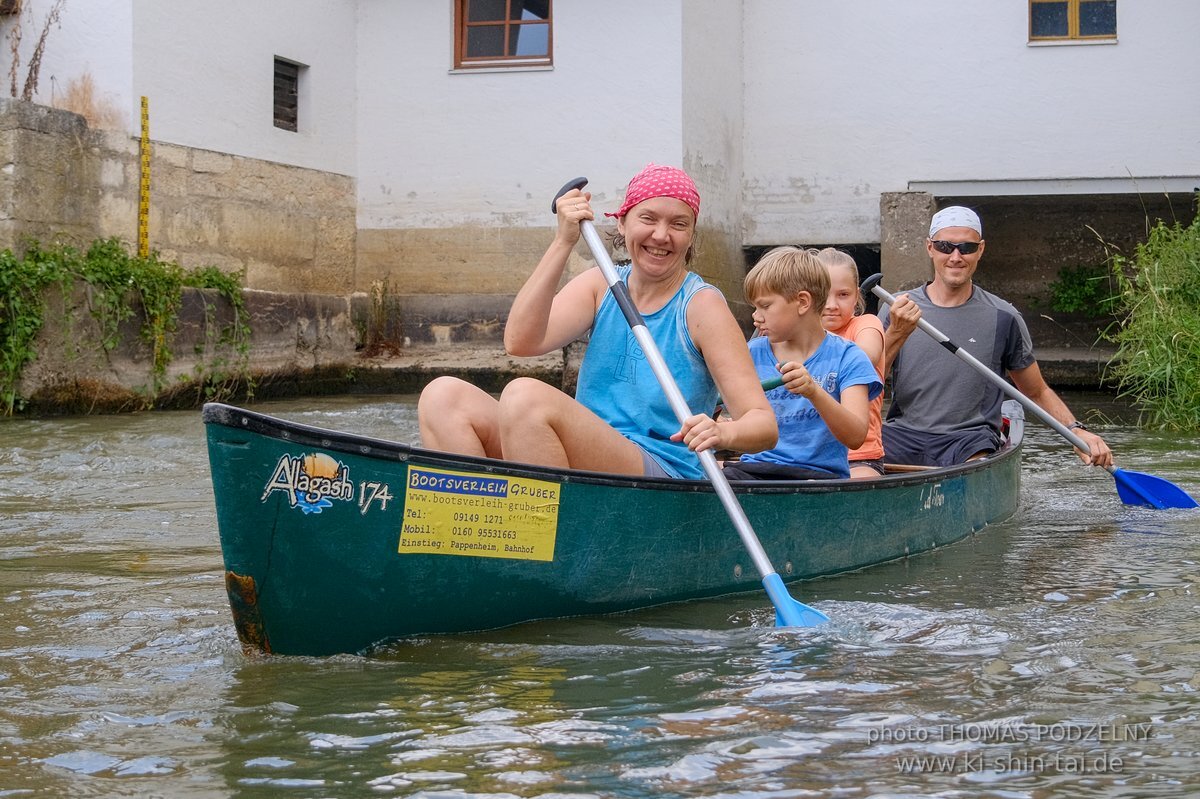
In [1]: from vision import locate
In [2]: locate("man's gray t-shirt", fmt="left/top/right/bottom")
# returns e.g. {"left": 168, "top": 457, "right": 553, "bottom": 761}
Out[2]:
{"left": 881, "top": 284, "right": 1035, "bottom": 436}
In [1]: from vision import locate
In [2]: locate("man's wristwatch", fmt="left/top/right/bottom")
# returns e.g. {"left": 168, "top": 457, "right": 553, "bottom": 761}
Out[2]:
{"left": 1068, "top": 421, "right": 1088, "bottom": 431}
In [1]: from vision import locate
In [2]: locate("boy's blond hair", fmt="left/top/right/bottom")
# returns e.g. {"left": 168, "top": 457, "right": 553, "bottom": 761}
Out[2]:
{"left": 744, "top": 246, "right": 830, "bottom": 308}
{"left": 815, "top": 247, "right": 865, "bottom": 315}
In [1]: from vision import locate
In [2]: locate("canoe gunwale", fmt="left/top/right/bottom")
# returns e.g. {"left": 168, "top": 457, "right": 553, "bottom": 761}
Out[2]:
{"left": 201, "top": 401, "right": 1022, "bottom": 496}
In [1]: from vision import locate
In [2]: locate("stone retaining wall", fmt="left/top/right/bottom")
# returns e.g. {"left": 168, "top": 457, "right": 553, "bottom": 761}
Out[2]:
{"left": 0, "top": 99, "right": 357, "bottom": 295}
{"left": 15, "top": 286, "right": 568, "bottom": 413}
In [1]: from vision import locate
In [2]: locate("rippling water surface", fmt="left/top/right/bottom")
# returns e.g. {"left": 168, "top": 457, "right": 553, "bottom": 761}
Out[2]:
{"left": 1, "top": 393, "right": 1198, "bottom": 798}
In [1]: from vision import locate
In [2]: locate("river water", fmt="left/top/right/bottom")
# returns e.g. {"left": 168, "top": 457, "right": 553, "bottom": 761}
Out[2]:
{"left": 1, "top": 392, "right": 1198, "bottom": 798}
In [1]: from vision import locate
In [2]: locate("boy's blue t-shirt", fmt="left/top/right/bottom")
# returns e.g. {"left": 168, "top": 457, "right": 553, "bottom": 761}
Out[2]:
{"left": 739, "top": 333, "right": 883, "bottom": 478}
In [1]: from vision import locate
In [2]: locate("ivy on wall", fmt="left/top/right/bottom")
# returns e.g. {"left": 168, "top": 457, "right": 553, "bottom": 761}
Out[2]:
{"left": 0, "top": 237, "right": 252, "bottom": 414}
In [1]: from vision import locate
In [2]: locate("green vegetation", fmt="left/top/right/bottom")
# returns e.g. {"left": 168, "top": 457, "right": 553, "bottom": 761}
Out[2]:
{"left": 1106, "top": 210, "right": 1200, "bottom": 430}
{"left": 0, "top": 237, "right": 252, "bottom": 414}
{"left": 1048, "top": 263, "right": 1117, "bottom": 316}
{"left": 182, "top": 263, "right": 255, "bottom": 404}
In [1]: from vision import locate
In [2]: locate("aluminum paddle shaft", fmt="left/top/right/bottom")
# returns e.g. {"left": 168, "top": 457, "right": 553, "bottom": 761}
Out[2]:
{"left": 866, "top": 275, "right": 1197, "bottom": 510}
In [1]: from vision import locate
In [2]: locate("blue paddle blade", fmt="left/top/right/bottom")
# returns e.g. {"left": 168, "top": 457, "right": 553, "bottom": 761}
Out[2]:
{"left": 1112, "top": 468, "right": 1198, "bottom": 510}
{"left": 762, "top": 573, "right": 829, "bottom": 627}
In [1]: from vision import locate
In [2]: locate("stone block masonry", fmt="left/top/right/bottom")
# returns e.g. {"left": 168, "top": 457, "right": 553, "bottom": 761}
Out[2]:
{"left": 0, "top": 99, "right": 357, "bottom": 296}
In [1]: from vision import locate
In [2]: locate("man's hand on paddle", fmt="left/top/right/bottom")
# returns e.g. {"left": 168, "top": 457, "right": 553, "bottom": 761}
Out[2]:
{"left": 888, "top": 293, "right": 922, "bottom": 340}
{"left": 881, "top": 293, "right": 922, "bottom": 378}
{"left": 1074, "top": 428, "right": 1114, "bottom": 469}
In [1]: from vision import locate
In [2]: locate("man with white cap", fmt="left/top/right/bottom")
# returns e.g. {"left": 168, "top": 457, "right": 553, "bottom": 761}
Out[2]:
{"left": 880, "top": 206, "right": 1112, "bottom": 467}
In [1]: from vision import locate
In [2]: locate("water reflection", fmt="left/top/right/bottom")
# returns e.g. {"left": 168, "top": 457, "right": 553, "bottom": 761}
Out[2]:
{"left": 0, "top": 392, "right": 1198, "bottom": 796}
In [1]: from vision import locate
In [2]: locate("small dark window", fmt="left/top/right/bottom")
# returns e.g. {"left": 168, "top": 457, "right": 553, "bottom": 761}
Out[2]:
{"left": 274, "top": 57, "right": 300, "bottom": 132}
{"left": 1030, "top": 0, "right": 1116, "bottom": 41}
{"left": 455, "top": 0, "right": 552, "bottom": 68}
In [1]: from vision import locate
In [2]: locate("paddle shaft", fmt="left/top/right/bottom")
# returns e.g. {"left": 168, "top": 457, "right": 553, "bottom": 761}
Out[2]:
{"left": 577, "top": 220, "right": 780, "bottom": 578}
{"left": 871, "top": 278, "right": 1198, "bottom": 509}
{"left": 716, "top": 376, "right": 782, "bottom": 412}
{"left": 869, "top": 284, "right": 1096, "bottom": 458}
{"left": 551, "top": 178, "right": 824, "bottom": 623}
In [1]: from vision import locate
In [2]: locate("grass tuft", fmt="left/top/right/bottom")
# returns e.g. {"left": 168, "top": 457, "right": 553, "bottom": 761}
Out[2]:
{"left": 1105, "top": 201, "right": 1200, "bottom": 430}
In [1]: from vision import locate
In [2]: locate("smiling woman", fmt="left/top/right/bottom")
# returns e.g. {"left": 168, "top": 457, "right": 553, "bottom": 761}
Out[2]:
{"left": 416, "top": 164, "right": 777, "bottom": 479}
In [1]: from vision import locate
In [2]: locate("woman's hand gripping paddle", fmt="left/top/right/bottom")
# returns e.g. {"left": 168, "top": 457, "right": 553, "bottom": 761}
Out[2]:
{"left": 864, "top": 274, "right": 1197, "bottom": 510}
{"left": 554, "top": 177, "right": 828, "bottom": 626}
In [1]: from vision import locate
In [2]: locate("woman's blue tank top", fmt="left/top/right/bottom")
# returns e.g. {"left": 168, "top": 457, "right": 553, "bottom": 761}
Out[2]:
{"left": 574, "top": 265, "right": 720, "bottom": 479}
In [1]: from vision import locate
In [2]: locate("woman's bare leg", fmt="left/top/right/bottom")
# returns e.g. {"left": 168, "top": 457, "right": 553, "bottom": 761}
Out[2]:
{"left": 498, "top": 377, "right": 647, "bottom": 474}
{"left": 417, "top": 376, "right": 502, "bottom": 458}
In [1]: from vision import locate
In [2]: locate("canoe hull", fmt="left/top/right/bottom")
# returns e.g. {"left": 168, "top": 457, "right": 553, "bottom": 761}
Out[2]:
{"left": 204, "top": 403, "right": 1022, "bottom": 655}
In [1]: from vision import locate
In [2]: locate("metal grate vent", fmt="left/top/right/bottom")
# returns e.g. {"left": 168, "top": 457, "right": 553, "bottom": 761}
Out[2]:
{"left": 273, "top": 58, "right": 298, "bottom": 132}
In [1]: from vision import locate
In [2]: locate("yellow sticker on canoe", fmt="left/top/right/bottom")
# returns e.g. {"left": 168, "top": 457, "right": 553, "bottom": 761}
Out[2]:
{"left": 399, "top": 466, "right": 560, "bottom": 561}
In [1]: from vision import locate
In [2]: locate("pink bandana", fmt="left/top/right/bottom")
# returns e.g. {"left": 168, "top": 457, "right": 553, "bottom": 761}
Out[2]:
{"left": 605, "top": 164, "right": 701, "bottom": 220}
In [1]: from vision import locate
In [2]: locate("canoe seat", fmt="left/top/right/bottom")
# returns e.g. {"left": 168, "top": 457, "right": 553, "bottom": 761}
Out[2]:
{"left": 883, "top": 463, "right": 938, "bottom": 473}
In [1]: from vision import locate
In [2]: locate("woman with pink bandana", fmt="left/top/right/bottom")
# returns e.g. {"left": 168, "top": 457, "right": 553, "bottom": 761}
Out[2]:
{"left": 418, "top": 164, "right": 777, "bottom": 479}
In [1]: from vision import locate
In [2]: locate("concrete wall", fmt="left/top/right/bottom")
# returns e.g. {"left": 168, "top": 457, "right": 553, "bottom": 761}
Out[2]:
{"left": 0, "top": 99, "right": 99, "bottom": 246}
{"left": 682, "top": 0, "right": 748, "bottom": 309}
{"left": 20, "top": 286, "right": 361, "bottom": 407}
{"left": 134, "top": 142, "right": 356, "bottom": 293}
{"left": 16, "top": 284, "right": 574, "bottom": 413}
{"left": 879, "top": 192, "right": 938, "bottom": 291}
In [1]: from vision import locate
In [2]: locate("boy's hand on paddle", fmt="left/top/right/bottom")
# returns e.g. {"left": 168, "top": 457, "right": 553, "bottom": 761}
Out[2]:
{"left": 673, "top": 412, "right": 727, "bottom": 454}
{"left": 778, "top": 361, "right": 818, "bottom": 399}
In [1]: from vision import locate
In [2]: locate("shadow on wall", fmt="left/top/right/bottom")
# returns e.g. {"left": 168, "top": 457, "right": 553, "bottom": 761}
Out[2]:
{"left": 940, "top": 193, "right": 1195, "bottom": 305}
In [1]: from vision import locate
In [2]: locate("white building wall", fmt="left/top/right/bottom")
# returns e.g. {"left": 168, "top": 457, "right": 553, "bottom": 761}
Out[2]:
{"left": 19, "top": 0, "right": 357, "bottom": 176}
{"left": 355, "top": 1, "right": 686, "bottom": 229}
{"left": 129, "top": 0, "right": 358, "bottom": 176}
{"left": 682, "top": 0, "right": 744, "bottom": 234}
{"left": 2, "top": 0, "right": 132, "bottom": 126}
{"left": 742, "top": 0, "right": 1200, "bottom": 245}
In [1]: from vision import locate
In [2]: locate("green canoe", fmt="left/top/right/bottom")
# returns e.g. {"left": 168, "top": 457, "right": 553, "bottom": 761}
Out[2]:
{"left": 203, "top": 401, "right": 1024, "bottom": 656}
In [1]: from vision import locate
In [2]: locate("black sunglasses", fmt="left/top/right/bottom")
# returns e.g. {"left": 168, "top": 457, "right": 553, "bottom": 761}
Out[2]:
{"left": 930, "top": 240, "right": 981, "bottom": 255}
